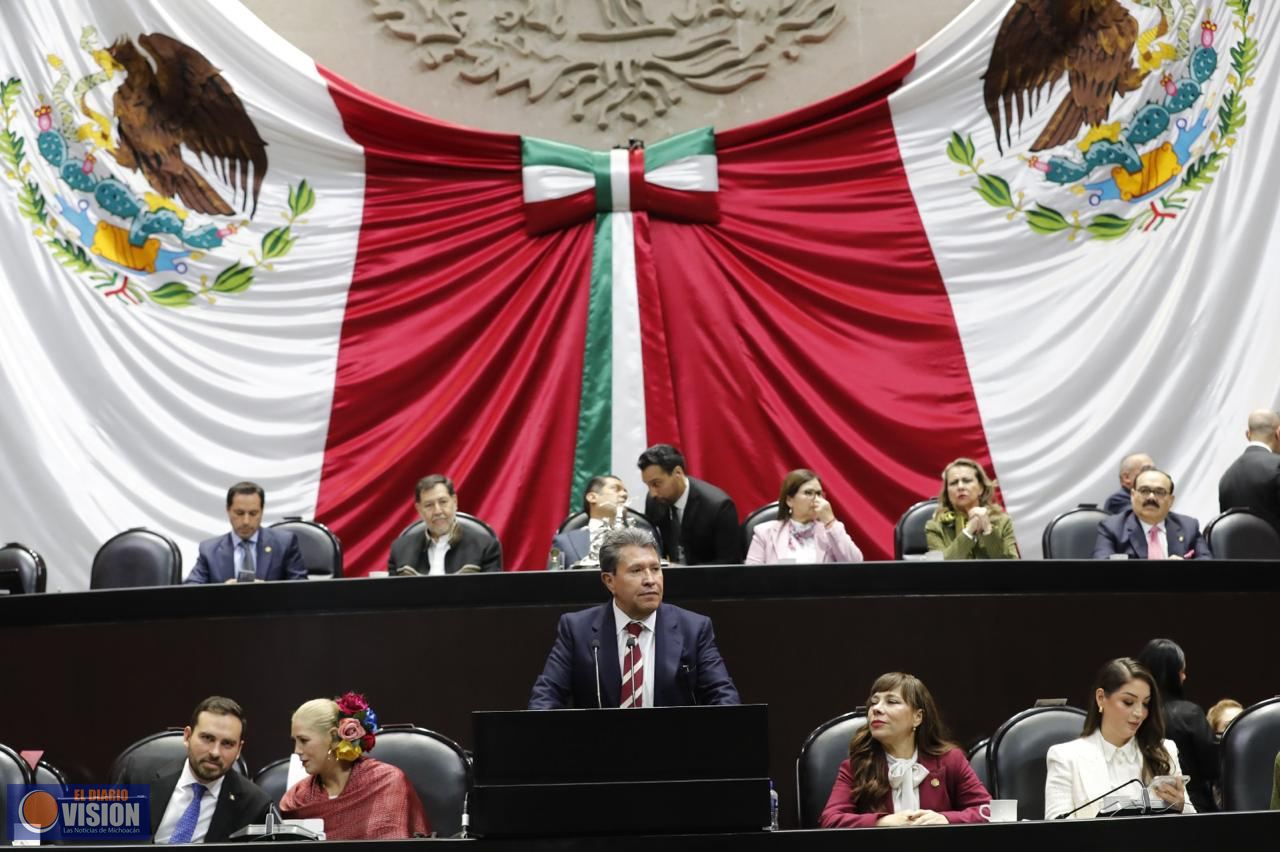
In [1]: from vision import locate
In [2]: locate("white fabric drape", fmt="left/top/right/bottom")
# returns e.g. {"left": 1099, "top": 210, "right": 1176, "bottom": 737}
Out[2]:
{"left": 0, "top": 0, "right": 363, "bottom": 587}
{"left": 892, "top": 0, "right": 1280, "bottom": 556}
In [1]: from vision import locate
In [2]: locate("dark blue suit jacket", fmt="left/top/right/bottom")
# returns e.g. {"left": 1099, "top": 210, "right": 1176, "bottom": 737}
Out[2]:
{"left": 186, "top": 527, "right": 308, "bottom": 583}
{"left": 1092, "top": 509, "right": 1212, "bottom": 559}
{"left": 550, "top": 528, "right": 591, "bottom": 567}
{"left": 528, "top": 602, "right": 741, "bottom": 709}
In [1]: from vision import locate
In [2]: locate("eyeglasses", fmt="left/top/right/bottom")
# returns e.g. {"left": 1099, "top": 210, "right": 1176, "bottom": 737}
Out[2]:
{"left": 1135, "top": 487, "right": 1170, "bottom": 499}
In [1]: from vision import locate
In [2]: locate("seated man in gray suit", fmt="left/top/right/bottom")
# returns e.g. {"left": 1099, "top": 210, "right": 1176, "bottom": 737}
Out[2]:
{"left": 148, "top": 696, "right": 272, "bottom": 843}
{"left": 551, "top": 474, "right": 632, "bottom": 567}
{"left": 186, "top": 481, "right": 307, "bottom": 583}
{"left": 388, "top": 474, "right": 503, "bottom": 574}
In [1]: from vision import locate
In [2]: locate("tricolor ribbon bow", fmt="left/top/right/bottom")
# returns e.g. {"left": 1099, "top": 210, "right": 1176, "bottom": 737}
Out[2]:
{"left": 521, "top": 127, "right": 720, "bottom": 233}
{"left": 519, "top": 128, "right": 718, "bottom": 519}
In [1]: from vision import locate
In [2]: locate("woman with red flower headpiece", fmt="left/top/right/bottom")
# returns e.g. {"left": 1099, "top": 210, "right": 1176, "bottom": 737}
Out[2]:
{"left": 280, "top": 693, "right": 430, "bottom": 839}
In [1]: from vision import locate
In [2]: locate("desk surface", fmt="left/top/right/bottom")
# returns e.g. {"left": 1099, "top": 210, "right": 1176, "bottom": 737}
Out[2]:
{"left": 5, "top": 560, "right": 1277, "bottom": 830}
{"left": 56, "top": 810, "right": 1280, "bottom": 850}
{"left": 3, "top": 558, "right": 1279, "bottom": 627}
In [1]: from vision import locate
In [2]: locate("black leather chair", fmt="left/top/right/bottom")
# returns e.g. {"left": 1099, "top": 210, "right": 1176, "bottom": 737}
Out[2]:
{"left": 1205, "top": 508, "right": 1280, "bottom": 559}
{"left": 554, "top": 509, "right": 658, "bottom": 538}
{"left": 110, "top": 729, "right": 249, "bottom": 784}
{"left": 90, "top": 528, "right": 182, "bottom": 589}
{"left": 1042, "top": 505, "right": 1109, "bottom": 559}
{"left": 0, "top": 542, "right": 46, "bottom": 594}
{"left": 893, "top": 499, "right": 938, "bottom": 559}
{"left": 1220, "top": 696, "right": 1280, "bottom": 811}
{"left": 270, "top": 518, "right": 343, "bottom": 579}
{"left": 987, "top": 705, "right": 1085, "bottom": 820}
{"left": 967, "top": 737, "right": 991, "bottom": 792}
{"left": 741, "top": 502, "right": 780, "bottom": 555}
{"left": 369, "top": 725, "right": 471, "bottom": 837}
{"left": 252, "top": 756, "right": 292, "bottom": 806}
{"left": 795, "top": 709, "right": 866, "bottom": 828}
{"left": 1, "top": 742, "right": 35, "bottom": 830}
{"left": 35, "top": 757, "right": 69, "bottom": 788}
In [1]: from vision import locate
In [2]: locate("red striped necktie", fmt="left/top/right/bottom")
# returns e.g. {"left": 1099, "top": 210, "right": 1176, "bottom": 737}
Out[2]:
{"left": 619, "top": 621, "right": 645, "bottom": 708}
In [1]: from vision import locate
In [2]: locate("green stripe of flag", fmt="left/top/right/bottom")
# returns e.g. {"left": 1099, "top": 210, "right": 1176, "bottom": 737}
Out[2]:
{"left": 569, "top": 213, "right": 614, "bottom": 512}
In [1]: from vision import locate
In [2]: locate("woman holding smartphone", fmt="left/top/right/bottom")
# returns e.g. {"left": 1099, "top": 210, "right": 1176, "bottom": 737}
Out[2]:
{"left": 745, "top": 469, "right": 863, "bottom": 564}
{"left": 1044, "top": 658, "right": 1194, "bottom": 819}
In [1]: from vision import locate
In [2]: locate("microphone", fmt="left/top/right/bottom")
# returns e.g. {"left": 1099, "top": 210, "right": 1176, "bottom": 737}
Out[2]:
{"left": 459, "top": 792, "right": 469, "bottom": 839}
{"left": 626, "top": 635, "right": 638, "bottom": 708}
{"left": 590, "top": 639, "right": 603, "bottom": 708}
{"left": 1055, "top": 778, "right": 1145, "bottom": 819}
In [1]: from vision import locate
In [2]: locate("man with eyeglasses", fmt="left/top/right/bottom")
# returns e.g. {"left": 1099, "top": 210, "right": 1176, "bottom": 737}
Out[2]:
{"left": 1092, "top": 468, "right": 1211, "bottom": 559}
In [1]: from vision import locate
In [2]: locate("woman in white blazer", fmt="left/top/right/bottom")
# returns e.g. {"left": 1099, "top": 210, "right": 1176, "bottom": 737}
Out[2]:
{"left": 1045, "top": 657, "right": 1195, "bottom": 819}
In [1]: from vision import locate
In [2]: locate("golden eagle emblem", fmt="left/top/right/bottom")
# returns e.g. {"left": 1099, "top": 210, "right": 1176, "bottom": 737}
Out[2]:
{"left": 983, "top": 0, "right": 1152, "bottom": 154}
{"left": 108, "top": 32, "right": 268, "bottom": 215}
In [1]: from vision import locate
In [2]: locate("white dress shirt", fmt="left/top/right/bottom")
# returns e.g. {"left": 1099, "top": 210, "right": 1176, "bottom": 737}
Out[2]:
{"left": 154, "top": 760, "right": 225, "bottom": 844}
{"left": 672, "top": 481, "right": 690, "bottom": 526}
{"left": 613, "top": 601, "right": 656, "bottom": 708}
{"left": 1099, "top": 732, "right": 1145, "bottom": 792}
{"left": 885, "top": 749, "right": 927, "bottom": 813}
{"left": 425, "top": 530, "right": 451, "bottom": 575}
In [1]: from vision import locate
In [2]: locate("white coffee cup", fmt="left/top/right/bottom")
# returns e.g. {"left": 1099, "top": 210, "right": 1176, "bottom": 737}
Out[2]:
{"left": 979, "top": 799, "right": 1017, "bottom": 822}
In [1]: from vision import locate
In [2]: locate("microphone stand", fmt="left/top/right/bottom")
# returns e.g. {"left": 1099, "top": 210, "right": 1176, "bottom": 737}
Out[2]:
{"left": 1056, "top": 778, "right": 1145, "bottom": 819}
{"left": 590, "top": 639, "right": 603, "bottom": 708}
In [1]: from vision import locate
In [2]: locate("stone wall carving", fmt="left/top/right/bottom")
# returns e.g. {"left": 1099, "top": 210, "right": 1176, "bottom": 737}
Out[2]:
{"left": 368, "top": 0, "right": 844, "bottom": 130}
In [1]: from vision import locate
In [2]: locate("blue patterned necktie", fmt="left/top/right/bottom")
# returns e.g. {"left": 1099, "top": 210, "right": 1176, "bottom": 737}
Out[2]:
{"left": 169, "top": 783, "right": 207, "bottom": 844}
{"left": 240, "top": 539, "right": 256, "bottom": 577}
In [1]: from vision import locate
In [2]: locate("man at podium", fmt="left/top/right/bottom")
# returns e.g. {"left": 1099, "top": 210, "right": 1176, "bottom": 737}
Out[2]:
{"left": 528, "top": 527, "right": 740, "bottom": 709}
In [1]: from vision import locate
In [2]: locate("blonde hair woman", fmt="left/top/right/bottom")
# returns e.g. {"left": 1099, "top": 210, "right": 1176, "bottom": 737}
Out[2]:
{"left": 280, "top": 693, "right": 429, "bottom": 839}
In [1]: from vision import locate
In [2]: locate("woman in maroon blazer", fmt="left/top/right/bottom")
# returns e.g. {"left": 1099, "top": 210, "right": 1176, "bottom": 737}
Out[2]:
{"left": 820, "top": 672, "right": 990, "bottom": 827}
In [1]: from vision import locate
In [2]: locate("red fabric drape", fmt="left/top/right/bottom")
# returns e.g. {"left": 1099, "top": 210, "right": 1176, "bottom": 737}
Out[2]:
{"left": 648, "top": 58, "right": 993, "bottom": 559}
{"left": 316, "top": 69, "right": 591, "bottom": 574}
{"left": 316, "top": 55, "right": 992, "bottom": 572}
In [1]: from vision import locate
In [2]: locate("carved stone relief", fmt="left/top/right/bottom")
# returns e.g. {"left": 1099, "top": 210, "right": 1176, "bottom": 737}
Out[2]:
{"left": 368, "top": 0, "right": 844, "bottom": 131}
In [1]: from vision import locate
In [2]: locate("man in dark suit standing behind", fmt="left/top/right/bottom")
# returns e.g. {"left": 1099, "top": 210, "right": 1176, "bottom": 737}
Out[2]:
{"left": 1093, "top": 469, "right": 1211, "bottom": 560}
{"left": 186, "top": 482, "right": 307, "bottom": 583}
{"left": 148, "top": 696, "right": 271, "bottom": 843}
{"left": 1218, "top": 409, "right": 1280, "bottom": 531}
{"left": 638, "top": 444, "right": 741, "bottom": 564}
{"left": 528, "top": 527, "right": 740, "bottom": 709}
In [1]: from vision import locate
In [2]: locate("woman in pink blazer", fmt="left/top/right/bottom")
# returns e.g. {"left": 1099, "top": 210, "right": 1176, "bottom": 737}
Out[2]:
{"left": 820, "top": 672, "right": 991, "bottom": 828}
{"left": 745, "top": 469, "right": 863, "bottom": 564}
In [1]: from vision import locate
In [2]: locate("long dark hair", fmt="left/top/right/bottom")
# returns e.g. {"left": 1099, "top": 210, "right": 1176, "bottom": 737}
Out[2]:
{"left": 1081, "top": 658, "right": 1171, "bottom": 779}
{"left": 1136, "top": 638, "right": 1186, "bottom": 702}
{"left": 846, "top": 672, "right": 958, "bottom": 811}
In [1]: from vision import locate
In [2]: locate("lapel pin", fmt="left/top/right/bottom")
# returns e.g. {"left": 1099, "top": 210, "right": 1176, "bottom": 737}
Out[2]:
{"left": 265, "top": 546, "right": 272, "bottom": 553}
{"left": 1177, "top": 536, "right": 1183, "bottom": 542}
{"left": 930, "top": 778, "right": 940, "bottom": 788}
{"left": 229, "top": 794, "right": 237, "bottom": 801}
